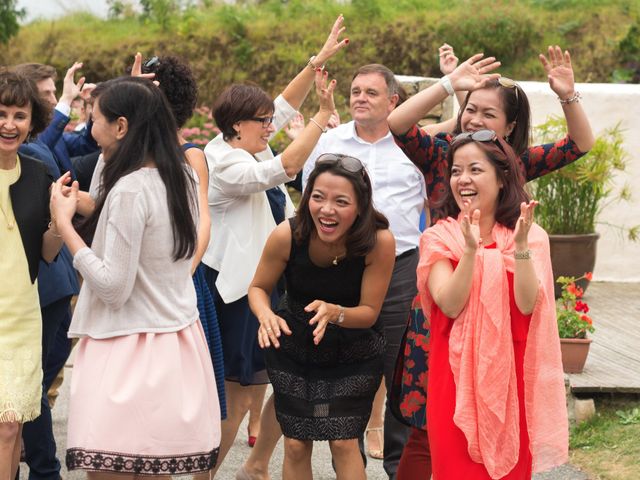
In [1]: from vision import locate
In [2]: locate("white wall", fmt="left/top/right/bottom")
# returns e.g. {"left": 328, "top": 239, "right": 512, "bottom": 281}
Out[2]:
{"left": 517, "top": 81, "right": 640, "bottom": 282}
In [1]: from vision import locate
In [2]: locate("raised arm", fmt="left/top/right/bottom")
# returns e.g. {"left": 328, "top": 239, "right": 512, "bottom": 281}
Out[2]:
{"left": 539, "top": 46, "right": 594, "bottom": 153}
{"left": 388, "top": 53, "right": 501, "bottom": 136}
{"left": 280, "top": 15, "right": 348, "bottom": 110}
{"left": 249, "top": 221, "right": 293, "bottom": 349}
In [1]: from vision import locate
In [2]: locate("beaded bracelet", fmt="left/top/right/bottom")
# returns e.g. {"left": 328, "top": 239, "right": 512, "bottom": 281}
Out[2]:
{"left": 558, "top": 91, "right": 582, "bottom": 105}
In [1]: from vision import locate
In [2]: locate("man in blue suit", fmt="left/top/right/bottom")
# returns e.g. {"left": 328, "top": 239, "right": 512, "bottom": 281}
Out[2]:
{"left": 15, "top": 62, "right": 98, "bottom": 480}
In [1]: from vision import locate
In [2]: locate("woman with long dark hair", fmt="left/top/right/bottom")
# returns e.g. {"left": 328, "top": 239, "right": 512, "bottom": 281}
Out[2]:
{"left": 51, "top": 76, "right": 220, "bottom": 478}
{"left": 249, "top": 155, "right": 395, "bottom": 479}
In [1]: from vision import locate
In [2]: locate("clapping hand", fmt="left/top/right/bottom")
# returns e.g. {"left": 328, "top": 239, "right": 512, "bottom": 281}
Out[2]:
{"left": 513, "top": 200, "right": 538, "bottom": 249}
{"left": 60, "top": 62, "right": 86, "bottom": 105}
{"left": 284, "top": 113, "right": 305, "bottom": 141}
{"left": 539, "top": 46, "right": 575, "bottom": 100}
{"left": 461, "top": 200, "right": 481, "bottom": 253}
{"left": 449, "top": 53, "right": 501, "bottom": 93}
{"left": 439, "top": 43, "right": 459, "bottom": 75}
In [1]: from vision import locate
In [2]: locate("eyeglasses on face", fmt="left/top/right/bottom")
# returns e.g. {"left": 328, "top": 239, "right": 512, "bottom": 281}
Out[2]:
{"left": 497, "top": 76, "right": 519, "bottom": 101}
{"left": 315, "top": 153, "right": 365, "bottom": 174}
{"left": 248, "top": 116, "right": 275, "bottom": 128}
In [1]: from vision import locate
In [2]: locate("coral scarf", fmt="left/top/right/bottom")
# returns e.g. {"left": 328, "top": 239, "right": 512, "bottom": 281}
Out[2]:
{"left": 417, "top": 217, "right": 568, "bottom": 479}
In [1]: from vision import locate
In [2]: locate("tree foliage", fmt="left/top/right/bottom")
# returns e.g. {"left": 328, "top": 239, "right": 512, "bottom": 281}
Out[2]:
{"left": 0, "top": 0, "right": 24, "bottom": 44}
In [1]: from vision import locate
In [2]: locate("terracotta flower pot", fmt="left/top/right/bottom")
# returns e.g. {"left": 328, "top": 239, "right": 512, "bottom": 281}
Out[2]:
{"left": 560, "top": 337, "right": 592, "bottom": 373}
{"left": 549, "top": 233, "right": 600, "bottom": 298}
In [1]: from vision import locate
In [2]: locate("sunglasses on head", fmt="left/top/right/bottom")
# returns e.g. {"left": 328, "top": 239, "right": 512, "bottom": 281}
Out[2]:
{"left": 497, "top": 76, "right": 519, "bottom": 101}
{"left": 315, "top": 153, "right": 365, "bottom": 174}
{"left": 143, "top": 56, "right": 160, "bottom": 69}
{"left": 451, "top": 129, "right": 509, "bottom": 156}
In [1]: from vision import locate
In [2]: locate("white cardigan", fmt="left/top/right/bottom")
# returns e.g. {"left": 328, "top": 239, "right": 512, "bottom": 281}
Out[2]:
{"left": 202, "top": 95, "right": 297, "bottom": 303}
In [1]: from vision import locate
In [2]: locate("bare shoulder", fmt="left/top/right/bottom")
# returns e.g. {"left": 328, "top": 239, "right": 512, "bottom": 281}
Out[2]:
{"left": 266, "top": 220, "right": 293, "bottom": 261}
{"left": 367, "top": 228, "right": 396, "bottom": 262}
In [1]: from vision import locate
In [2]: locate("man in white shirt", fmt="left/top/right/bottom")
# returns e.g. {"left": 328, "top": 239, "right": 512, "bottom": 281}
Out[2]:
{"left": 302, "top": 64, "right": 426, "bottom": 480}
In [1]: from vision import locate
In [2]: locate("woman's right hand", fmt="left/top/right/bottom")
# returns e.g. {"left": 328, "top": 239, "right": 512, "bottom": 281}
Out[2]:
{"left": 313, "top": 15, "right": 349, "bottom": 66}
{"left": 460, "top": 201, "right": 481, "bottom": 253}
{"left": 257, "top": 310, "right": 292, "bottom": 349}
{"left": 316, "top": 69, "right": 337, "bottom": 114}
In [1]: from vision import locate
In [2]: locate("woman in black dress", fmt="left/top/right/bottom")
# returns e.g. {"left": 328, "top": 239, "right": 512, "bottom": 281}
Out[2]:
{"left": 249, "top": 155, "right": 395, "bottom": 480}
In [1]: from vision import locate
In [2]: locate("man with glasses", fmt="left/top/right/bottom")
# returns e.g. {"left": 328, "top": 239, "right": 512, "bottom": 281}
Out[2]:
{"left": 301, "top": 64, "right": 427, "bottom": 480}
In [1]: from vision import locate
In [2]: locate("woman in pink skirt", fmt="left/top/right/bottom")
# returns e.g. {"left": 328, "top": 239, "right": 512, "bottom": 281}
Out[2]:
{"left": 50, "top": 76, "right": 220, "bottom": 477}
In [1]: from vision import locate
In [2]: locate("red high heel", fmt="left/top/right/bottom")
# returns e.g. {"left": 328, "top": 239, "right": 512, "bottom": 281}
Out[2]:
{"left": 247, "top": 425, "right": 257, "bottom": 447}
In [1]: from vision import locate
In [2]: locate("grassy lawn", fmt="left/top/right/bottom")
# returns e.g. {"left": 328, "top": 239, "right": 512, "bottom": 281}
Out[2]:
{"left": 570, "top": 395, "right": 640, "bottom": 480}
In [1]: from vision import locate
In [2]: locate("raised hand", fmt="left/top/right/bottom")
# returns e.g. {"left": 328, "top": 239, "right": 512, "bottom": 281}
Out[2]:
{"left": 284, "top": 112, "right": 305, "bottom": 141}
{"left": 305, "top": 300, "right": 339, "bottom": 345}
{"left": 439, "top": 43, "right": 459, "bottom": 75}
{"left": 315, "top": 69, "right": 337, "bottom": 114}
{"left": 327, "top": 109, "right": 341, "bottom": 129}
{"left": 448, "top": 53, "right": 501, "bottom": 93}
{"left": 513, "top": 200, "right": 538, "bottom": 249}
{"left": 130, "top": 52, "right": 157, "bottom": 81}
{"left": 460, "top": 201, "right": 481, "bottom": 253}
{"left": 60, "top": 62, "right": 86, "bottom": 105}
{"left": 539, "top": 46, "right": 575, "bottom": 100}
{"left": 257, "top": 310, "right": 292, "bottom": 349}
{"left": 313, "top": 14, "right": 349, "bottom": 66}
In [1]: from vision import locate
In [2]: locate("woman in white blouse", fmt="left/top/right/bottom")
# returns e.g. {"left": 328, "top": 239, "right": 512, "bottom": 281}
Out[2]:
{"left": 51, "top": 76, "right": 220, "bottom": 478}
{"left": 201, "top": 16, "right": 348, "bottom": 476}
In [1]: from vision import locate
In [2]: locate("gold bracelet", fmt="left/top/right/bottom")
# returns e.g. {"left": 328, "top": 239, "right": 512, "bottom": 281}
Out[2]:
{"left": 309, "top": 117, "right": 327, "bottom": 133}
{"left": 47, "top": 221, "right": 62, "bottom": 238}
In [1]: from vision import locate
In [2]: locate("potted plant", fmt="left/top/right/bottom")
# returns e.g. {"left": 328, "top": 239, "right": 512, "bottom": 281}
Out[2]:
{"left": 530, "top": 117, "right": 638, "bottom": 297}
{"left": 557, "top": 272, "right": 595, "bottom": 373}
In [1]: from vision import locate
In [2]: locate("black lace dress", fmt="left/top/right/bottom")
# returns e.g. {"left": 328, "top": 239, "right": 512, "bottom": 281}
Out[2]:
{"left": 265, "top": 226, "right": 385, "bottom": 441}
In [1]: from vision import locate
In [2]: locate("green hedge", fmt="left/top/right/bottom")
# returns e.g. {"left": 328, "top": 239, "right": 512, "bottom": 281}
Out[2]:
{"left": 2, "top": 0, "right": 638, "bottom": 110}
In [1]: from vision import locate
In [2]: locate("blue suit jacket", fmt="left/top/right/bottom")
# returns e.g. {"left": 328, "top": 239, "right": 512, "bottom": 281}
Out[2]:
{"left": 38, "top": 109, "right": 99, "bottom": 179}
{"left": 18, "top": 139, "right": 80, "bottom": 307}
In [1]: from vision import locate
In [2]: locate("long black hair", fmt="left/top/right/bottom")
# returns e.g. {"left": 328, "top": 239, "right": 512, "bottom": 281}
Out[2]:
{"left": 294, "top": 157, "right": 389, "bottom": 258}
{"left": 81, "top": 76, "right": 197, "bottom": 260}
{"left": 433, "top": 135, "right": 530, "bottom": 229}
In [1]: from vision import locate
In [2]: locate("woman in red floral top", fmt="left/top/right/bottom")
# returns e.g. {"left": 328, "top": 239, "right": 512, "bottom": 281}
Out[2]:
{"left": 389, "top": 45, "right": 594, "bottom": 479}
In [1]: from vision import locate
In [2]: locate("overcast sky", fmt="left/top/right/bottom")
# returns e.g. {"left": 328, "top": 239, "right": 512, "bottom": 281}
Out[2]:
{"left": 17, "top": 0, "right": 112, "bottom": 23}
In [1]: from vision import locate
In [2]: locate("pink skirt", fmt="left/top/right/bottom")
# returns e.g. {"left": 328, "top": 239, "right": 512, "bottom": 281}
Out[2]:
{"left": 66, "top": 321, "right": 220, "bottom": 475}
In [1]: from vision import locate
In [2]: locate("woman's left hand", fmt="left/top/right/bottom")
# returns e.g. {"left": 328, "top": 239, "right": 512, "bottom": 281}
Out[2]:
{"left": 314, "top": 15, "right": 349, "bottom": 66}
{"left": 50, "top": 173, "right": 79, "bottom": 227}
{"left": 513, "top": 200, "right": 538, "bottom": 248}
{"left": 539, "top": 46, "right": 575, "bottom": 100}
{"left": 306, "top": 300, "right": 339, "bottom": 345}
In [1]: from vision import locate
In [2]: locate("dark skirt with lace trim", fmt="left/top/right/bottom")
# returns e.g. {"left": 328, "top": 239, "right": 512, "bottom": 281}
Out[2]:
{"left": 265, "top": 295, "right": 384, "bottom": 441}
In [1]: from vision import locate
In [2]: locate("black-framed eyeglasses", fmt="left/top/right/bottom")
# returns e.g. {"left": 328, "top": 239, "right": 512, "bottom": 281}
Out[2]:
{"left": 248, "top": 116, "right": 275, "bottom": 128}
{"left": 497, "top": 76, "right": 519, "bottom": 101}
{"left": 315, "top": 153, "right": 365, "bottom": 174}
{"left": 143, "top": 56, "right": 160, "bottom": 69}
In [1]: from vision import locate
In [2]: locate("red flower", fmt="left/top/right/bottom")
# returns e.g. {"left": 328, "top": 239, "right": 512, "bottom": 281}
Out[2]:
{"left": 415, "top": 334, "right": 430, "bottom": 352}
{"left": 399, "top": 391, "right": 426, "bottom": 417}
{"left": 417, "top": 371, "right": 429, "bottom": 390}
{"left": 576, "top": 286, "right": 584, "bottom": 298}
{"left": 584, "top": 272, "right": 593, "bottom": 281}
{"left": 402, "top": 372, "right": 414, "bottom": 386}
{"left": 581, "top": 314, "right": 593, "bottom": 325}
{"left": 575, "top": 301, "right": 589, "bottom": 313}
{"left": 566, "top": 283, "right": 578, "bottom": 296}
{"left": 405, "top": 359, "right": 415, "bottom": 370}
{"left": 404, "top": 343, "right": 411, "bottom": 356}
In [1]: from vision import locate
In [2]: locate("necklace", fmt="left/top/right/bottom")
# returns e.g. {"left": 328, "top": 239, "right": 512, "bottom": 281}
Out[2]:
{"left": 332, "top": 252, "right": 346, "bottom": 266}
{"left": 0, "top": 203, "right": 15, "bottom": 230}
